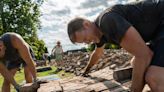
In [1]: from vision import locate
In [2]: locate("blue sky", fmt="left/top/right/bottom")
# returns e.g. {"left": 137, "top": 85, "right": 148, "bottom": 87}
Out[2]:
{"left": 37, "top": 0, "right": 136, "bottom": 53}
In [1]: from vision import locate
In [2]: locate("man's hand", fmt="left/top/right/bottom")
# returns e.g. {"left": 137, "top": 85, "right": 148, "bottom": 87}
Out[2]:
{"left": 16, "top": 79, "right": 48, "bottom": 92}
{"left": 80, "top": 68, "right": 90, "bottom": 77}
{"left": 79, "top": 46, "right": 104, "bottom": 77}
{"left": 17, "top": 83, "right": 40, "bottom": 92}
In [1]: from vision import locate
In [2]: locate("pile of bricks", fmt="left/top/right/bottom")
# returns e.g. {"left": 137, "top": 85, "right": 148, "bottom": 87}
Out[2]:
{"left": 61, "top": 49, "right": 133, "bottom": 75}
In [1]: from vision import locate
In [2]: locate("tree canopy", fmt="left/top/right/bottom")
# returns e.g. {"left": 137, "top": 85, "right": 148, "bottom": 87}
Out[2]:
{"left": 0, "top": 0, "right": 47, "bottom": 60}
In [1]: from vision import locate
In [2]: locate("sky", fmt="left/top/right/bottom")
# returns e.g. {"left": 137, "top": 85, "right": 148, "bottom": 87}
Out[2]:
{"left": 37, "top": 0, "right": 136, "bottom": 53}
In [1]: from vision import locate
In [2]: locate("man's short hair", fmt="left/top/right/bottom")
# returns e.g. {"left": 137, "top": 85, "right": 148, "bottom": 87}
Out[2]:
{"left": 67, "top": 17, "right": 85, "bottom": 43}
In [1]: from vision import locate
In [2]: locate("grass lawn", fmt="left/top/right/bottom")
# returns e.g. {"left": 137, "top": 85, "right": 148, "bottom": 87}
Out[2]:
{"left": 0, "top": 66, "right": 74, "bottom": 92}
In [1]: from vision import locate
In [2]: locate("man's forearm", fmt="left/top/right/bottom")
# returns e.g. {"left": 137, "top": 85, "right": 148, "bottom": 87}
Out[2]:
{"left": 85, "top": 52, "right": 101, "bottom": 71}
{"left": 27, "top": 61, "right": 37, "bottom": 80}
{"left": 131, "top": 56, "right": 152, "bottom": 92}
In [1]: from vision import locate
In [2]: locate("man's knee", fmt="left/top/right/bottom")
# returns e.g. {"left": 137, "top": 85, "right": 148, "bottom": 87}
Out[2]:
{"left": 145, "top": 70, "right": 155, "bottom": 84}
{"left": 145, "top": 67, "right": 161, "bottom": 91}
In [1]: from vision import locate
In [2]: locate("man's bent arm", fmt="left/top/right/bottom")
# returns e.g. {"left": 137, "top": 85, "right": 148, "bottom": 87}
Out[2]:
{"left": 0, "top": 62, "right": 20, "bottom": 88}
{"left": 11, "top": 34, "right": 37, "bottom": 80}
{"left": 84, "top": 45, "right": 105, "bottom": 72}
{"left": 120, "top": 26, "right": 153, "bottom": 92}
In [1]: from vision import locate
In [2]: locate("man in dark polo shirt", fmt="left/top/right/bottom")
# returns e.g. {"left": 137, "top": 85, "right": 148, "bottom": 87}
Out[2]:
{"left": 0, "top": 32, "right": 39, "bottom": 92}
{"left": 67, "top": 0, "right": 164, "bottom": 92}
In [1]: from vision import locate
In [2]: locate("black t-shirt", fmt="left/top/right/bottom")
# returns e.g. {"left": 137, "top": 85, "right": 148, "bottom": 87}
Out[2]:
{"left": 95, "top": 0, "right": 164, "bottom": 47}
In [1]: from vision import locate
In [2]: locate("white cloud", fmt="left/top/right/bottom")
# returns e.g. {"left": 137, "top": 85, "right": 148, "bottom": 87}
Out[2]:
{"left": 38, "top": 0, "right": 137, "bottom": 53}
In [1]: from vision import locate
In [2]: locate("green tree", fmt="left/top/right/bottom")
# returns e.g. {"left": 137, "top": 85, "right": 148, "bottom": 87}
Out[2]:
{"left": 0, "top": 17, "right": 2, "bottom": 34}
{"left": 0, "top": 0, "right": 46, "bottom": 59}
{"left": 0, "top": 1, "right": 3, "bottom": 34}
{"left": 87, "top": 44, "right": 96, "bottom": 52}
{"left": 87, "top": 43, "right": 120, "bottom": 52}
{"left": 104, "top": 43, "right": 120, "bottom": 49}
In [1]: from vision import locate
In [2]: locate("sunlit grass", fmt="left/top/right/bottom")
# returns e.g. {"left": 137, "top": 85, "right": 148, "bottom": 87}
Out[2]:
{"left": 0, "top": 66, "right": 74, "bottom": 92}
